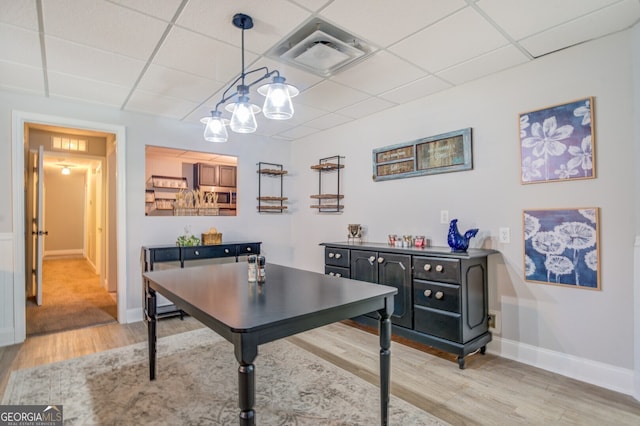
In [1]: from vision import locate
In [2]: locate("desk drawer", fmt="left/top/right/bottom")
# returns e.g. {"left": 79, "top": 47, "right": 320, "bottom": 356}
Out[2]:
{"left": 325, "top": 265, "right": 350, "bottom": 278}
{"left": 413, "top": 279, "right": 460, "bottom": 313}
{"left": 414, "top": 305, "right": 461, "bottom": 342}
{"left": 237, "top": 243, "right": 260, "bottom": 256}
{"left": 413, "top": 257, "right": 460, "bottom": 283}
{"left": 324, "top": 247, "right": 350, "bottom": 267}
{"left": 182, "top": 245, "right": 234, "bottom": 260}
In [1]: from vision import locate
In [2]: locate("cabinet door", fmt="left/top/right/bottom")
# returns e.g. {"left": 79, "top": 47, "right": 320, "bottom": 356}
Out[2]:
{"left": 196, "top": 164, "right": 218, "bottom": 186}
{"left": 350, "top": 250, "right": 378, "bottom": 283}
{"left": 377, "top": 253, "right": 412, "bottom": 328}
{"left": 218, "top": 165, "right": 236, "bottom": 187}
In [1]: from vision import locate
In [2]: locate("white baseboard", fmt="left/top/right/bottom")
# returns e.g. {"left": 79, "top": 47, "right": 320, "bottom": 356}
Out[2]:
{"left": 488, "top": 336, "right": 634, "bottom": 396}
{"left": 44, "top": 249, "right": 84, "bottom": 258}
{"left": 127, "top": 307, "right": 144, "bottom": 324}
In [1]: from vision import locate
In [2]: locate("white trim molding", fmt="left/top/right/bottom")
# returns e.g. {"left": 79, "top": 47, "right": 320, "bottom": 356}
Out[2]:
{"left": 489, "top": 335, "right": 634, "bottom": 396}
{"left": 0, "top": 233, "right": 15, "bottom": 346}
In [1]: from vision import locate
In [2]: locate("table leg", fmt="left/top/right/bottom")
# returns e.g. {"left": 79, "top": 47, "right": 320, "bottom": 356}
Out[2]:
{"left": 379, "top": 309, "right": 392, "bottom": 426}
{"left": 147, "top": 284, "right": 157, "bottom": 381}
{"left": 238, "top": 363, "right": 255, "bottom": 425}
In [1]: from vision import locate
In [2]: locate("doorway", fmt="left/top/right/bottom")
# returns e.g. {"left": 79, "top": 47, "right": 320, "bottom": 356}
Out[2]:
{"left": 24, "top": 128, "right": 116, "bottom": 335}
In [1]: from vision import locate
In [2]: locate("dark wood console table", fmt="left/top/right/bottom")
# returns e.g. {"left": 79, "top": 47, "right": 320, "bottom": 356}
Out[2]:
{"left": 143, "top": 262, "right": 396, "bottom": 425}
{"left": 141, "top": 241, "right": 261, "bottom": 318}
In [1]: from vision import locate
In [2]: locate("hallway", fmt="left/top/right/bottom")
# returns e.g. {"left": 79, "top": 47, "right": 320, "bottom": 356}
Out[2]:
{"left": 26, "top": 257, "right": 116, "bottom": 336}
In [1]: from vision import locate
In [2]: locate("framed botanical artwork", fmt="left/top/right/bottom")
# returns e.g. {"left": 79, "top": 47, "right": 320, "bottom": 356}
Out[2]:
{"left": 519, "top": 97, "right": 594, "bottom": 184}
{"left": 523, "top": 208, "right": 600, "bottom": 290}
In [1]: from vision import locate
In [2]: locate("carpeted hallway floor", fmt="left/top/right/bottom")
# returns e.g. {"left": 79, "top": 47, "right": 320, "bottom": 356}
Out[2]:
{"left": 26, "top": 257, "right": 117, "bottom": 336}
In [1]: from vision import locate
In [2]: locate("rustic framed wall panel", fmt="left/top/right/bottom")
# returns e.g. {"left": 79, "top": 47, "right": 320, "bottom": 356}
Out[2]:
{"left": 372, "top": 128, "right": 472, "bottom": 182}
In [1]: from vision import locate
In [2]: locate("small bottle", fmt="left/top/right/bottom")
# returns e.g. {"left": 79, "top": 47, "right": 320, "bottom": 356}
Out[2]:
{"left": 247, "top": 255, "right": 257, "bottom": 283}
{"left": 257, "top": 255, "right": 266, "bottom": 283}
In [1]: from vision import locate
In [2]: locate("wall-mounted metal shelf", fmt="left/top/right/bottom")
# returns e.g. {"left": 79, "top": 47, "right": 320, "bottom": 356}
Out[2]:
{"left": 310, "top": 155, "right": 344, "bottom": 213}
{"left": 257, "top": 162, "right": 288, "bottom": 213}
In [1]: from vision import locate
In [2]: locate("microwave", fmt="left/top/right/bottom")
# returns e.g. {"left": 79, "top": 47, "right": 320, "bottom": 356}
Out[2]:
{"left": 202, "top": 189, "right": 236, "bottom": 208}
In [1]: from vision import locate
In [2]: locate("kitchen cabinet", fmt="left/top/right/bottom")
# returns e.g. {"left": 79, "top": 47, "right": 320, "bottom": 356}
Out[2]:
{"left": 321, "top": 241, "right": 497, "bottom": 368}
{"left": 142, "top": 241, "right": 261, "bottom": 319}
{"left": 218, "top": 165, "right": 237, "bottom": 188}
{"left": 194, "top": 164, "right": 236, "bottom": 188}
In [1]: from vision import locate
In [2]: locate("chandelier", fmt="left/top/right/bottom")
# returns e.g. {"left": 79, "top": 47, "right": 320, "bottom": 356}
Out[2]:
{"left": 200, "top": 13, "right": 299, "bottom": 142}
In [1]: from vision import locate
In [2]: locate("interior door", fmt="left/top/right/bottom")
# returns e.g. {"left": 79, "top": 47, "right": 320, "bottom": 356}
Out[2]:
{"left": 34, "top": 145, "right": 46, "bottom": 305}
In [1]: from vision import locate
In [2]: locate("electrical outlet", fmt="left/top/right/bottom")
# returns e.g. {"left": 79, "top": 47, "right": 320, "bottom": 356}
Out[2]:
{"left": 488, "top": 310, "right": 501, "bottom": 334}
{"left": 499, "top": 227, "right": 510, "bottom": 244}
{"left": 440, "top": 210, "right": 449, "bottom": 224}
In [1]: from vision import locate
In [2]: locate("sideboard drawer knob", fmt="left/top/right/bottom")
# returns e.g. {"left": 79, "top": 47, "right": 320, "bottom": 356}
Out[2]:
{"left": 423, "top": 289, "right": 432, "bottom": 297}
{"left": 436, "top": 265, "right": 444, "bottom": 272}
{"left": 329, "top": 252, "right": 335, "bottom": 258}
{"left": 377, "top": 257, "right": 384, "bottom": 263}
{"left": 194, "top": 250, "right": 200, "bottom": 256}
{"left": 329, "top": 272, "right": 335, "bottom": 276}
{"left": 336, "top": 273, "right": 342, "bottom": 277}
{"left": 335, "top": 253, "right": 342, "bottom": 259}
{"left": 369, "top": 256, "right": 376, "bottom": 263}
{"left": 246, "top": 247, "right": 251, "bottom": 252}
{"left": 424, "top": 264, "right": 432, "bottom": 271}
{"left": 435, "top": 291, "right": 444, "bottom": 300}
{"left": 224, "top": 248, "right": 230, "bottom": 254}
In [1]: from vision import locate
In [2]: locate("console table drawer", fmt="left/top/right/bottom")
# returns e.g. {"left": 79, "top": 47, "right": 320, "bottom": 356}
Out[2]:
{"left": 324, "top": 247, "right": 350, "bottom": 267}
{"left": 413, "top": 257, "right": 460, "bottom": 283}
{"left": 182, "top": 245, "right": 234, "bottom": 260}
{"left": 325, "top": 265, "right": 350, "bottom": 278}
{"left": 151, "top": 247, "right": 180, "bottom": 263}
{"left": 414, "top": 305, "right": 461, "bottom": 342}
{"left": 413, "top": 280, "right": 460, "bottom": 313}
{"left": 237, "top": 243, "right": 260, "bottom": 256}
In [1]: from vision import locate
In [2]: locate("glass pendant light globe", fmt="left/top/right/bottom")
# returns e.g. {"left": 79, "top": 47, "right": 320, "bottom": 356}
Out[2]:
{"left": 201, "top": 111, "right": 229, "bottom": 142}
{"left": 229, "top": 95, "right": 258, "bottom": 133}
{"left": 259, "top": 76, "right": 298, "bottom": 120}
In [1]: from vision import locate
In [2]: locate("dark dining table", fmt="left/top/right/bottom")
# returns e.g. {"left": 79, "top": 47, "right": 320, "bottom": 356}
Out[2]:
{"left": 143, "top": 261, "right": 397, "bottom": 426}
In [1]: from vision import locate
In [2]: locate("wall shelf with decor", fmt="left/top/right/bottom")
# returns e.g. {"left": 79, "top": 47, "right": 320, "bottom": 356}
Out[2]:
{"left": 149, "top": 175, "right": 188, "bottom": 189}
{"left": 257, "top": 162, "right": 288, "bottom": 213}
{"left": 310, "top": 155, "right": 344, "bottom": 212}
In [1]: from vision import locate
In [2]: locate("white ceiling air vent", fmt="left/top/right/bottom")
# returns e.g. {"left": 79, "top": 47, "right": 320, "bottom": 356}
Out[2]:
{"left": 267, "top": 18, "right": 372, "bottom": 77}
{"left": 281, "top": 30, "right": 365, "bottom": 76}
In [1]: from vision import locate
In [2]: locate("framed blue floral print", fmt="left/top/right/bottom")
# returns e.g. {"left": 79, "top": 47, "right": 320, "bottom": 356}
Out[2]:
{"left": 519, "top": 97, "right": 594, "bottom": 184}
{"left": 523, "top": 208, "right": 600, "bottom": 290}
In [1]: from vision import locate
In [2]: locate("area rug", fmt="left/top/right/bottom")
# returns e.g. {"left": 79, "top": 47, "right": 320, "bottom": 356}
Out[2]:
{"left": 2, "top": 328, "right": 447, "bottom": 425}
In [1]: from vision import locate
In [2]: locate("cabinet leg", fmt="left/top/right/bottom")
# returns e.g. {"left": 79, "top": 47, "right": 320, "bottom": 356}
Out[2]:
{"left": 457, "top": 356, "right": 465, "bottom": 369}
{"left": 480, "top": 345, "right": 486, "bottom": 355}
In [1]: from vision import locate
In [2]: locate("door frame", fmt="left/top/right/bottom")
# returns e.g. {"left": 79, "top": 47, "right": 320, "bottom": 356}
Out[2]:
{"left": 11, "top": 110, "right": 127, "bottom": 343}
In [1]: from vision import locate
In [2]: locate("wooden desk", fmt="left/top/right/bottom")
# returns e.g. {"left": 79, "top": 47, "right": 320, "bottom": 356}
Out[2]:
{"left": 143, "top": 262, "right": 396, "bottom": 426}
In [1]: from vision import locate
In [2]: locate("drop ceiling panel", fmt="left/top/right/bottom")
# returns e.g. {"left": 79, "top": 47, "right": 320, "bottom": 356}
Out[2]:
{"left": 42, "top": 0, "right": 168, "bottom": 60}
{"left": 48, "top": 72, "right": 131, "bottom": 107}
{"left": 520, "top": 0, "right": 640, "bottom": 57}
{"left": 331, "top": 51, "right": 426, "bottom": 95}
{"left": 125, "top": 89, "right": 200, "bottom": 119}
{"left": 137, "top": 64, "right": 225, "bottom": 103}
{"left": 0, "top": 24, "right": 41, "bottom": 67}
{"left": 108, "top": 0, "right": 185, "bottom": 21}
{"left": 476, "top": 0, "right": 624, "bottom": 40}
{"left": 437, "top": 45, "right": 530, "bottom": 85}
{"left": 153, "top": 26, "right": 251, "bottom": 81}
{"left": 177, "top": 0, "right": 312, "bottom": 53}
{"left": 0, "top": 0, "right": 38, "bottom": 30}
{"left": 46, "top": 37, "right": 146, "bottom": 87}
{"left": 337, "top": 97, "right": 397, "bottom": 120}
{"left": 305, "top": 112, "right": 353, "bottom": 130}
{"left": 379, "top": 75, "right": 452, "bottom": 104}
{"left": 0, "top": 61, "right": 45, "bottom": 95}
{"left": 389, "top": 7, "right": 510, "bottom": 73}
{"left": 296, "top": 80, "right": 369, "bottom": 112}
{"left": 320, "top": 0, "right": 467, "bottom": 46}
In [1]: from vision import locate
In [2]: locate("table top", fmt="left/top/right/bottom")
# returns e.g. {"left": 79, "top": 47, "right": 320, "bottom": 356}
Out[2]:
{"left": 144, "top": 262, "right": 396, "bottom": 338}
{"left": 321, "top": 241, "right": 498, "bottom": 259}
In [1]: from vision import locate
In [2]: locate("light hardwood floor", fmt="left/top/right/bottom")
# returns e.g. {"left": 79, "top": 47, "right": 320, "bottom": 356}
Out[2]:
{"left": 1, "top": 317, "right": 639, "bottom": 425}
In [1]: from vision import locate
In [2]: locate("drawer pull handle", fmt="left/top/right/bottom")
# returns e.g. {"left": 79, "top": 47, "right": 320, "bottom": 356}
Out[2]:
{"left": 377, "top": 257, "right": 384, "bottom": 263}
{"left": 435, "top": 291, "right": 444, "bottom": 300}
{"left": 194, "top": 250, "right": 200, "bottom": 256}
{"left": 423, "top": 264, "right": 432, "bottom": 271}
{"left": 329, "top": 252, "right": 335, "bottom": 258}
{"left": 423, "top": 289, "right": 432, "bottom": 297}
{"left": 335, "top": 253, "right": 342, "bottom": 259}
{"left": 436, "top": 265, "right": 444, "bottom": 272}
{"left": 224, "top": 249, "right": 230, "bottom": 254}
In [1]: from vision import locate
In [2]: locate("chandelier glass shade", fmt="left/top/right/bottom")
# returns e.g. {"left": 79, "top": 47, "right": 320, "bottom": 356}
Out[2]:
{"left": 201, "top": 14, "right": 298, "bottom": 142}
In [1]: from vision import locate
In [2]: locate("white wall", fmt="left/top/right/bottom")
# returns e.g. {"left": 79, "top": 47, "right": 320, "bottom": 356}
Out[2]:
{"left": 291, "top": 29, "right": 637, "bottom": 392}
